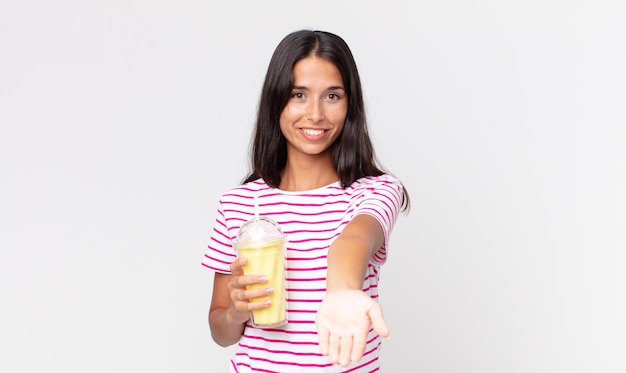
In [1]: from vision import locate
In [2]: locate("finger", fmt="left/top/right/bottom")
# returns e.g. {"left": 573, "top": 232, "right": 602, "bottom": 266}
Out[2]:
{"left": 317, "top": 325, "right": 330, "bottom": 356}
{"left": 327, "top": 334, "right": 341, "bottom": 364}
{"left": 231, "top": 289, "right": 250, "bottom": 312}
{"left": 234, "top": 284, "right": 272, "bottom": 302}
{"left": 228, "top": 275, "right": 244, "bottom": 292}
{"left": 246, "top": 298, "right": 271, "bottom": 311}
{"left": 351, "top": 332, "right": 367, "bottom": 363}
{"left": 368, "top": 304, "right": 390, "bottom": 338}
{"left": 230, "top": 257, "right": 246, "bottom": 274}
{"left": 246, "top": 287, "right": 274, "bottom": 309}
{"left": 338, "top": 335, "right": 353, "bottom": 367}
{"left": 231, "top": 273, "right": 267, "bottom": 294}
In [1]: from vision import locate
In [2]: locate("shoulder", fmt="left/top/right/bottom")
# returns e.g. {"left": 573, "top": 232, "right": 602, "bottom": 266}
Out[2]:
{"left": 215, "top": 179, "right": 271, "bottom": 206}
{"left": 350, "top": 174, "right": 405, "bottom": 212}
{"left": 350, "top": 174, "right": 404, "bottom": 191}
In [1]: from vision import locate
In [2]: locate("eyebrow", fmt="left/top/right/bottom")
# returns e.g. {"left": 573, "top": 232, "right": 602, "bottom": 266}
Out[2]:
{"left": 291, "top": 85, "right": 345, "bottom": 91}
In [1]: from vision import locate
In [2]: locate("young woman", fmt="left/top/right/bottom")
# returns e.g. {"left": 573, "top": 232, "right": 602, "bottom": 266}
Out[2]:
{"left": 202, "top": 29, "right": 409, "bottom": 372}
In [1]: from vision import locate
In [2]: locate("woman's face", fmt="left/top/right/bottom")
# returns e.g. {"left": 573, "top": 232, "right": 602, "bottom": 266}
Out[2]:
{"left": 279, "top": 55, "right": 348, "bottom": 159}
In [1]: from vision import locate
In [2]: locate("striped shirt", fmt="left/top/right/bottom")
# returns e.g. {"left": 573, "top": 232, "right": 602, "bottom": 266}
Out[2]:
{"left": 202, "top": 175, "right": 404, "bottom": 372}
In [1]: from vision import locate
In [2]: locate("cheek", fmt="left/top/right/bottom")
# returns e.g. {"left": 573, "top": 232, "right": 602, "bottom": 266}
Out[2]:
{"left": 278, "top": 116, "right": 288, "bottom": 137}
{"left": 280, "top": 104, "right": 302, "bottom": 124}
{"left": 278, "top": 107, "right": 290, "bottom": 131}
{"left": 329, "top": 106, "right": 348, "bottom": 126}
{"left": 278, "top": 110, "right": 298, "bottom": 139}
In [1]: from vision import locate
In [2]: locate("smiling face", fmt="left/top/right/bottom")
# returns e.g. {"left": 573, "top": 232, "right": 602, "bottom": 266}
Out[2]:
{"left": 279, "top": 55, "right": 348, "bottom": 159}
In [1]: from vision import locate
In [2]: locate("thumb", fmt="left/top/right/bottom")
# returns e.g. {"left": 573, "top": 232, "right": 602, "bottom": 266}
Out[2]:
{"left": 368, "top": 303, "right": 390, "bottom": 338}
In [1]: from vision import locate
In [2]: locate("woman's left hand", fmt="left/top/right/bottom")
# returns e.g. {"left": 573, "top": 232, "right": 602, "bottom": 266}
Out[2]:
{"left": 315, "top": 289, "right": 390, "bottom": 367}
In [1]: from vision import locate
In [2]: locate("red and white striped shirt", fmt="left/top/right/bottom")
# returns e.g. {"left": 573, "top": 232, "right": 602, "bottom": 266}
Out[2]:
{"left": 202, "top": 175, "right": 404, "bottom": 372}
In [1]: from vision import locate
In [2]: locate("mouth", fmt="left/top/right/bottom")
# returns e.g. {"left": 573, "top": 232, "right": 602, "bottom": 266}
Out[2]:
{"left": 301, "top": 128, "right": 326, "bottom": 136}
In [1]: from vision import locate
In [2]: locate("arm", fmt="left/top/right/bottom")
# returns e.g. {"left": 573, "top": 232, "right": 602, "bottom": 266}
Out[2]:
{"left": 208, "top": 257, "right": 272, "bottom": 346}
{"left": 326, "top": 214, "right": 383, "bottom": 291}
{"left": 315, "top": 214, "right": 391, "bottom": 367}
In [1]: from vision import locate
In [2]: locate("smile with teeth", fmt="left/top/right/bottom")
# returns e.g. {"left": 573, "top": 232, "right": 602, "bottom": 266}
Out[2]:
{"left": 302, "top": 128, "right": 326, "bottom": 136}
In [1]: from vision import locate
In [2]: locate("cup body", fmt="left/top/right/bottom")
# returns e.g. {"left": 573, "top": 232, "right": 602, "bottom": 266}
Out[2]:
{"left": 234, "top": 237, "right": 287, "bottom": 327}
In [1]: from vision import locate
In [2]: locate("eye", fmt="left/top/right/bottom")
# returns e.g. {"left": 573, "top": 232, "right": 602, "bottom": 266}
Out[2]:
{"left": 291, "top": 91, "right": 305, "bottom": 100}
{"left": 326, "top": 92, "right": 343, "bottom": 101}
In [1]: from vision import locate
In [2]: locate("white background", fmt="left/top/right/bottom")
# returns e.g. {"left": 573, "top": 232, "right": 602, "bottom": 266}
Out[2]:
{"left": 1, "top": 1, "right": 624, "bottom": 372}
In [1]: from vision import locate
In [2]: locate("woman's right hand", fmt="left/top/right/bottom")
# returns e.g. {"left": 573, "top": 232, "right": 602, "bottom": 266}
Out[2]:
{"left": 226, "top": 257, "right": 272, "bottom": 324}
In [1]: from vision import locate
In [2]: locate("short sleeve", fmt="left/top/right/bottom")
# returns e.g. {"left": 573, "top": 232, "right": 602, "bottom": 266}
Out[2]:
{"left": 201, "top": 200, "right": 237, "bottom": 274}
{"left": 353, "top": 175, "right": 404, "bottom": 264}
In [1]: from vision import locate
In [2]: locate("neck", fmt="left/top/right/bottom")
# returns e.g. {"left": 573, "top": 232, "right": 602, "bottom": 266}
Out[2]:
{"left": 279, "top": 153, "right": 339, "bottom": 191}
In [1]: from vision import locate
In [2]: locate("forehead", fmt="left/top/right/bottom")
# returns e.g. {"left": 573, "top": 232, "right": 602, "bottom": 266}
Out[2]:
{"left": 292, "top": 56, "right": 343, "bottom": 86}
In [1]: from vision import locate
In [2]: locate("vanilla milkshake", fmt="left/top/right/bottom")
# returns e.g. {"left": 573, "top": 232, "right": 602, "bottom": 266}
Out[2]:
{"left": 233, "top": 216, "right": 287, "bottom": 327}
{"left": 236, "top": 237, "right": 286, "bottom": 327}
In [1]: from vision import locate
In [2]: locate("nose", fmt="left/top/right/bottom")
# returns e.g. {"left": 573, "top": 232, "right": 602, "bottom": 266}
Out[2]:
{"left": 306, "top": 99, "right": 325, "bottom": 122}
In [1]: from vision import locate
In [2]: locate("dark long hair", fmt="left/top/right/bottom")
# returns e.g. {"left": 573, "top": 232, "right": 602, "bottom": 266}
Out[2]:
{"left": 243, "top": 30, "right": 409, "bottom": 211}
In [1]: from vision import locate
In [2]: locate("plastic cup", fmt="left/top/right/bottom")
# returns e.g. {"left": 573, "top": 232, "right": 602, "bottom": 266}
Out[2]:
{"left": 233, "top": 216, "right": 287, "bottom": 327}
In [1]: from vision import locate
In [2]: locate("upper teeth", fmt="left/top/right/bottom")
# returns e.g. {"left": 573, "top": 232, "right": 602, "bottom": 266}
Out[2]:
{"left": 303, "top": 129, "right": 324, "bottom": 136}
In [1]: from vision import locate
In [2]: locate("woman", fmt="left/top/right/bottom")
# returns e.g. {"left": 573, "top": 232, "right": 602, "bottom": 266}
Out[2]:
{"left": 203, "top": 29, "right": 409, "bottom": 372}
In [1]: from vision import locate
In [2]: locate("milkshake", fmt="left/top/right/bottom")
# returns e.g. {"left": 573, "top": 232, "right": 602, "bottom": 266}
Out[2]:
{"left": 233, "top": 216, "right": 287, "bottom": 327}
